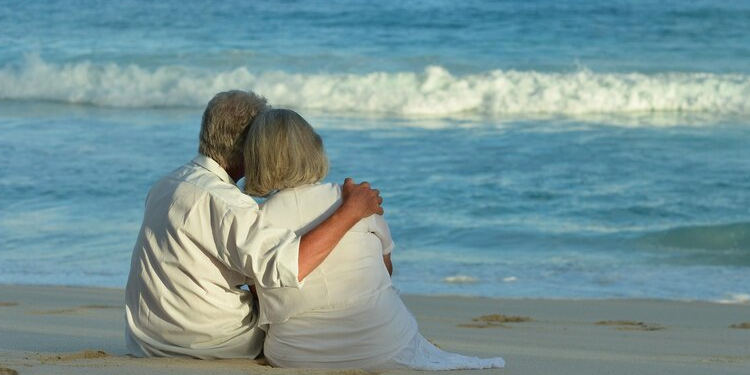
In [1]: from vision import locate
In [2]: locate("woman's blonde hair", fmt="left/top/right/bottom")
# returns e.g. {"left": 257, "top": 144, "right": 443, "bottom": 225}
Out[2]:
{"left": 244, "top": 109, "right": 328, "bottom": 196}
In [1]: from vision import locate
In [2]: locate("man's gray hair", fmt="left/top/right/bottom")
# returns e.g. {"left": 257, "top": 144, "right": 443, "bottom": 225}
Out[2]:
{"left": 244, "top": 109, "right": 328, "bottom": 197}
{"left": 199, "top": 90, "right": 268, "bottom": 170}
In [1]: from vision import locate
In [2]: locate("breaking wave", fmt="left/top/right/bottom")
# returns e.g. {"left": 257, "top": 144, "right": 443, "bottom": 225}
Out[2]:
{"left": 1, "top": 56, "right": 749, "bottom": 117}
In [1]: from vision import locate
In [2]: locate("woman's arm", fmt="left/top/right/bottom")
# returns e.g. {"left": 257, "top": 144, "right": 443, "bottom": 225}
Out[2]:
{"left": 383, "top": 254, "right": 393, "bottom": 276}
{"left": 370, "top": 209, "right": 395, "bottom": 277}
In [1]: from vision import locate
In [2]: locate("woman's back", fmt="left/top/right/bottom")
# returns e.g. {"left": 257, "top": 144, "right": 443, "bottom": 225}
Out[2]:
{"left": 243, "top": 109, "right": 503, "bottom": 371}
{"left": 257, "top": 183, "right": 417, "bottom": 369}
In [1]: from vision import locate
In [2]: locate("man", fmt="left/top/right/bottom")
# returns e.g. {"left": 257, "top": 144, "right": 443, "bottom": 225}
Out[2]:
{"left": 125, "top": 90, "right": 383, "bottom": 359}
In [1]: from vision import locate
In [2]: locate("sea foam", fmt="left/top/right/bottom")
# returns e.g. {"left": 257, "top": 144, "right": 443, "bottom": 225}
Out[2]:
{"left": 443, "top": 275, "right": 479, "bottom": 284}
{"left": 1, "top": 56, "right": 749, "bottom": 118}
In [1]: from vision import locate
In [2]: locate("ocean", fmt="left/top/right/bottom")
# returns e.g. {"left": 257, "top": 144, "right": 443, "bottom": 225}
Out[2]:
{"left": 1, "top": 0, "right": 749, "bottom": 303}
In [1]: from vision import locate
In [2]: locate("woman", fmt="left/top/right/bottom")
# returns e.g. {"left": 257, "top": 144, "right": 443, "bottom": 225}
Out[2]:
{"left": 244, "top": 109, "right": 505, "bottom": 370}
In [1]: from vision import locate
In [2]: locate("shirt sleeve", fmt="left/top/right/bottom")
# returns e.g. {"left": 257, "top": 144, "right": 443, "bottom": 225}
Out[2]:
{"left": 219, "top": 206, "right": 303, "bottom": 289}
{"left": 370, "top": 214, "right": 395, "bottom": 255}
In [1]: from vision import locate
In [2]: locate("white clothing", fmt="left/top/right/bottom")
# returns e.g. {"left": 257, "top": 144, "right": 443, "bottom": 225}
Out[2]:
{"left": 125, "top": 155, "right": 302, "bottom": 359}
{"left": 258, "top": 183, "right": 505, "bottom": 370}
{"left": 386, "top": 333, "right": 506, "bottom": 370}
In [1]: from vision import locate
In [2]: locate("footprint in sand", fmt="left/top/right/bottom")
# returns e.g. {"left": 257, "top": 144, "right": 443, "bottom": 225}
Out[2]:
{"left": 458, "top": 313, "right": 532, "bottom": 328}
{"left": 79, "top": 304, "right": 121, "bottom": 309}
{"left": 42, "top": 350, "right": 109, "bottom": 363}
{"left": 596, "top": 320, "right": 665, "bottom": 331}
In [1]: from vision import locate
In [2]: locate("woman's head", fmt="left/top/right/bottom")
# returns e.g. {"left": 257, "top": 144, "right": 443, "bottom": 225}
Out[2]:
{"left": 244, "top": 109, "right": 328, "bottom": 196}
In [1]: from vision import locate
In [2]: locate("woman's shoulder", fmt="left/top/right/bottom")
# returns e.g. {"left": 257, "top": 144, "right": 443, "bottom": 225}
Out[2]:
{"left": 265, "top": 182, "right": 339, "bottom": 200}
{"left": 262, "top": 182, "right": 341, "bottom": 217}
{"left": 311, "top": 182, "right": 341, "bottom": 193}
{"left": 291, "top": 182, "right": 341, "bottom": 200}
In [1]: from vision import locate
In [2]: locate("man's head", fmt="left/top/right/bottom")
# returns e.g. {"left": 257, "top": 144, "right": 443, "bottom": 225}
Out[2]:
{"left": 199, "top": 90, "right": 268, "bottom": 176}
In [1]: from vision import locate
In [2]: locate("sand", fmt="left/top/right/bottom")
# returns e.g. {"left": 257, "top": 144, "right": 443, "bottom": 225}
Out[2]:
{"left": 1, "top": 285, "right": 749, "bottom": 375}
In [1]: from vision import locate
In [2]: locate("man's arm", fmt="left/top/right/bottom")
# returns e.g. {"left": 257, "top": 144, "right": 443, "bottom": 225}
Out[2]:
{"left": 297, "top": 178, "right": 384, "bottom": 281}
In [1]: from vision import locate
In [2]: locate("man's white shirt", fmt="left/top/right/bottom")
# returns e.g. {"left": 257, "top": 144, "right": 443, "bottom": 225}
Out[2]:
{"left": 125, "top": 155, "right": 302, "bottom": 359}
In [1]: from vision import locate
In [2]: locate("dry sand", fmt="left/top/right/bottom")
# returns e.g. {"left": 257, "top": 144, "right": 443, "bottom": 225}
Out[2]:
{"left": 1, "top": 284, "right": 749, "bottom": 374}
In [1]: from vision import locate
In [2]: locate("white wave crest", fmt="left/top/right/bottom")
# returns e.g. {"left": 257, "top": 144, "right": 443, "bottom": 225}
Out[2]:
{"left": 1, "top": 56, "right": 749, "bottom": 117}
{"left": 716, "top": 293, "right": 750, "bottom": 304}
{"left": 443, "top": 275, "right": 479, "bottom": 284}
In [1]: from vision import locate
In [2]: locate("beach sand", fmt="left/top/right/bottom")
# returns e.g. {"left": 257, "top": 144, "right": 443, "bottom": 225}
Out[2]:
{"left": 0, "top": 285, "right": 748, "bottom": 375}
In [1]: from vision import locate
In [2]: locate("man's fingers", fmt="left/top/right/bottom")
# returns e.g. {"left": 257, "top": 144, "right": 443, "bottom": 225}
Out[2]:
{"left": 372, "top": 189, "right": 383, "bottom": 215}
{"left": 341, "top": 177, "right": 385, "bottom": 217}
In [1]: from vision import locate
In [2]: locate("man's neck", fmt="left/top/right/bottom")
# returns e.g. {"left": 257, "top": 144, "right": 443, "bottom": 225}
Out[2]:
{"left": 198, "top": 153, "right": 243, "bottom": 182}
{"left": 225, "top": 164, "right": 243, "bottom": 183}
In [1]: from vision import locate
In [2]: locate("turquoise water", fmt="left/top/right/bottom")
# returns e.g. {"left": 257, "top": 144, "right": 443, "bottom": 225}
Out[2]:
{"left": 1, "top": 1, "right": 749, "bottom": 302}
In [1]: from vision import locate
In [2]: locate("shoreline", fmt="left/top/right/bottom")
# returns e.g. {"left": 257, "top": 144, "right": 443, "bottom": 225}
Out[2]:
{"left": 2, "top": 282, "right": 747, "bottom": 306}
{"left": 1, "top": 284, "right": 749, "bottom": 374}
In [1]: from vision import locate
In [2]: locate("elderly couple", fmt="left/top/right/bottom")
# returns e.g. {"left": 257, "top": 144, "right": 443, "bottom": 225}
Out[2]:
{"left": 125, "top": 90, "right": 504, "bottom": 370}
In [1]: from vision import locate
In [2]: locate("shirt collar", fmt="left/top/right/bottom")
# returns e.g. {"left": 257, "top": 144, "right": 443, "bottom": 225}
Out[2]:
{"left": 191, "top": 154, "right": 234, "bottom": 184}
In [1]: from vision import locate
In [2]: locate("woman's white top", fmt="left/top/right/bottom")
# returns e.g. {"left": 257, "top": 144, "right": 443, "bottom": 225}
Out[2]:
{"left": 257, "top": 183, "right": 418, "bottom": 368}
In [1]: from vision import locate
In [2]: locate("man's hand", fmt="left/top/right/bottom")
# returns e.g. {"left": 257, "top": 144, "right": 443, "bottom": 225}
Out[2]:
{"left": 341, "top": 178, "right": 384, "bottom": 219}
